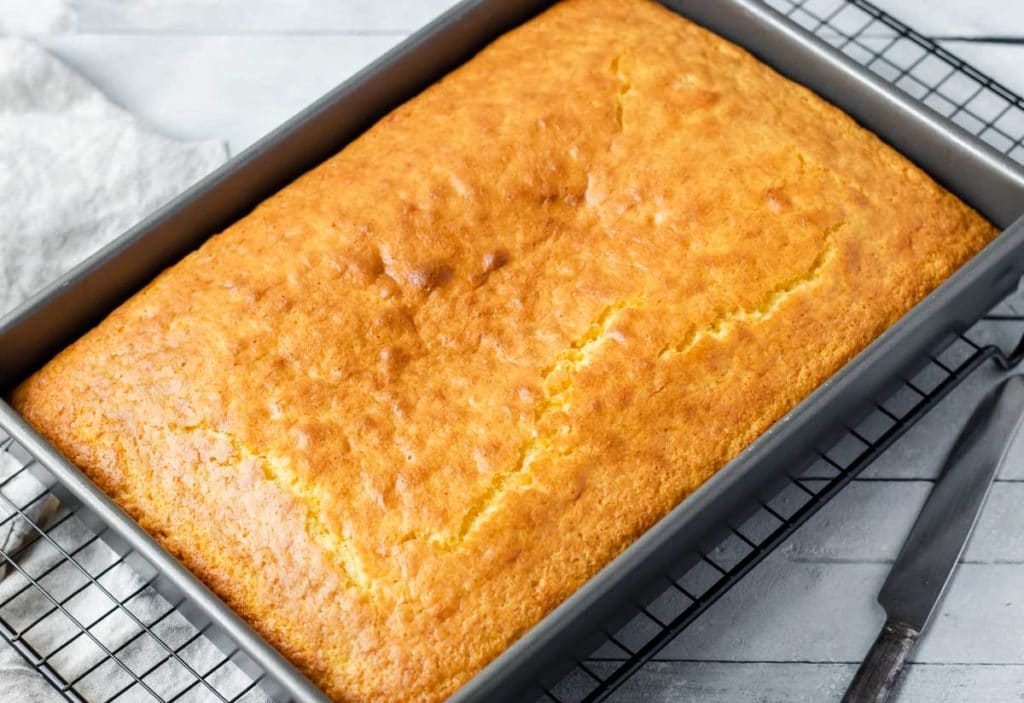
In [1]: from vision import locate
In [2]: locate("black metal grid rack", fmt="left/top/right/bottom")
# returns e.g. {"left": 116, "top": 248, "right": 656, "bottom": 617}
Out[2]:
{"left": 1, "top": 1, "right": 1023, "bottom": 702}
{"left": 0, "top": 434, "right": 270, "bottom": 702}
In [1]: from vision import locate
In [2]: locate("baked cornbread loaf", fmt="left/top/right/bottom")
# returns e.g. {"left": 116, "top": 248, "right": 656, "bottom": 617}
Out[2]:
{"left": 12, "top": 0, "right": 998, "bottom": 700}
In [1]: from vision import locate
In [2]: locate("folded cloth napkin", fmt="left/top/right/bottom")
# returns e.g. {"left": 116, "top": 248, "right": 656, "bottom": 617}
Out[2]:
{"left": 0, "top": 35, "right": 268, "bottom": 703}
{"left": 0, "top": 38, "right": 227, "bottom": 315}
{"left": 0, "top": 0, "right": 74, "bottom": 35}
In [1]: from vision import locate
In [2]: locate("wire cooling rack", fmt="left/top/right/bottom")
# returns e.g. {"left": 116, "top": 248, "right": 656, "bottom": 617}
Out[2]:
{"left": 1, "top": 1, "right": 1023, "bottom": 702}
{"left": 0, "top": 441, "right": 269, "bottom": 703}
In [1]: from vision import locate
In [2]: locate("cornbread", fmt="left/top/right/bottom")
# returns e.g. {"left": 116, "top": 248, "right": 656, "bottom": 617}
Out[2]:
{"left": 12, "top": 0, "right": 998, "bottom": 699}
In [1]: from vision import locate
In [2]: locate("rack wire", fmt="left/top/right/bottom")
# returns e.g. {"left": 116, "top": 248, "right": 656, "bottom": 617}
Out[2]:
{"left": 1, "top": 1, "right": 1022, "bottom": 702}
{"left": 0, "top": 434, "right": 269, "bottom": 703}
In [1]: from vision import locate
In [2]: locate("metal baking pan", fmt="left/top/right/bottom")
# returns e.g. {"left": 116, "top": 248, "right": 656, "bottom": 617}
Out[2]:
{"left": 2, "top": 1, "right": 1024, "bottom": 701}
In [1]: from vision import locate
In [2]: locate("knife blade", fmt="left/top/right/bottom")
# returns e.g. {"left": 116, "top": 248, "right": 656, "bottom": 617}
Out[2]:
{"left": 842, "top": 374, "right": 1024, "bottom": 703}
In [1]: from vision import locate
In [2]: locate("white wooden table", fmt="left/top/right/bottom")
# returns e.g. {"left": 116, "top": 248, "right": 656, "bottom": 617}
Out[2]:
{"left": 11, "top": 1, "right": 1024, "bottom": 701}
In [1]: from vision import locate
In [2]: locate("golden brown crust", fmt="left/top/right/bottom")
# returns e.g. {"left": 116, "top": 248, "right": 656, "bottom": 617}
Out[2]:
{"left": 12, "top": 1, "right": 997, "bottom": 700}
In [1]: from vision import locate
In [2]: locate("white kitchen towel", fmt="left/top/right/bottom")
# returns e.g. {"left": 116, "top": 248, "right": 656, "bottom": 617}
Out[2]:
{"left": 0, "top": 0, "right": 74, "bottom": 35}
{"left": 0, "top": 38, "right": 227, "bottom": 315}
{"left": 0, "top": 38, "right": 268, "bottom": 703}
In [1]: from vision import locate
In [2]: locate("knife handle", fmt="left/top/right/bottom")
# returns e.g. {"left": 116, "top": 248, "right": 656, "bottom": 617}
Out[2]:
{"left": 841, "top": 620, "right": 919, "bottom": 703}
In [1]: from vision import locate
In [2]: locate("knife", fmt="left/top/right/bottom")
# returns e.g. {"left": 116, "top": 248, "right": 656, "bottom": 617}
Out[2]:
{"left": 842, "top": 374, "right": 1024, "bottom": 703}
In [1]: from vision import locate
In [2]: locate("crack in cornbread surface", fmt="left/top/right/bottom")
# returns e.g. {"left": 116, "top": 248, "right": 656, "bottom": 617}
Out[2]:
{"left": 12, "top": 0, "right": 997, "bottom": 700}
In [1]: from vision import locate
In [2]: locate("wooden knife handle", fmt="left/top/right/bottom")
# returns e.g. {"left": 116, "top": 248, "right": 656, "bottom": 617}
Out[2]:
{"left": 841, "top": 620, "right": 919, "bottom": 703}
